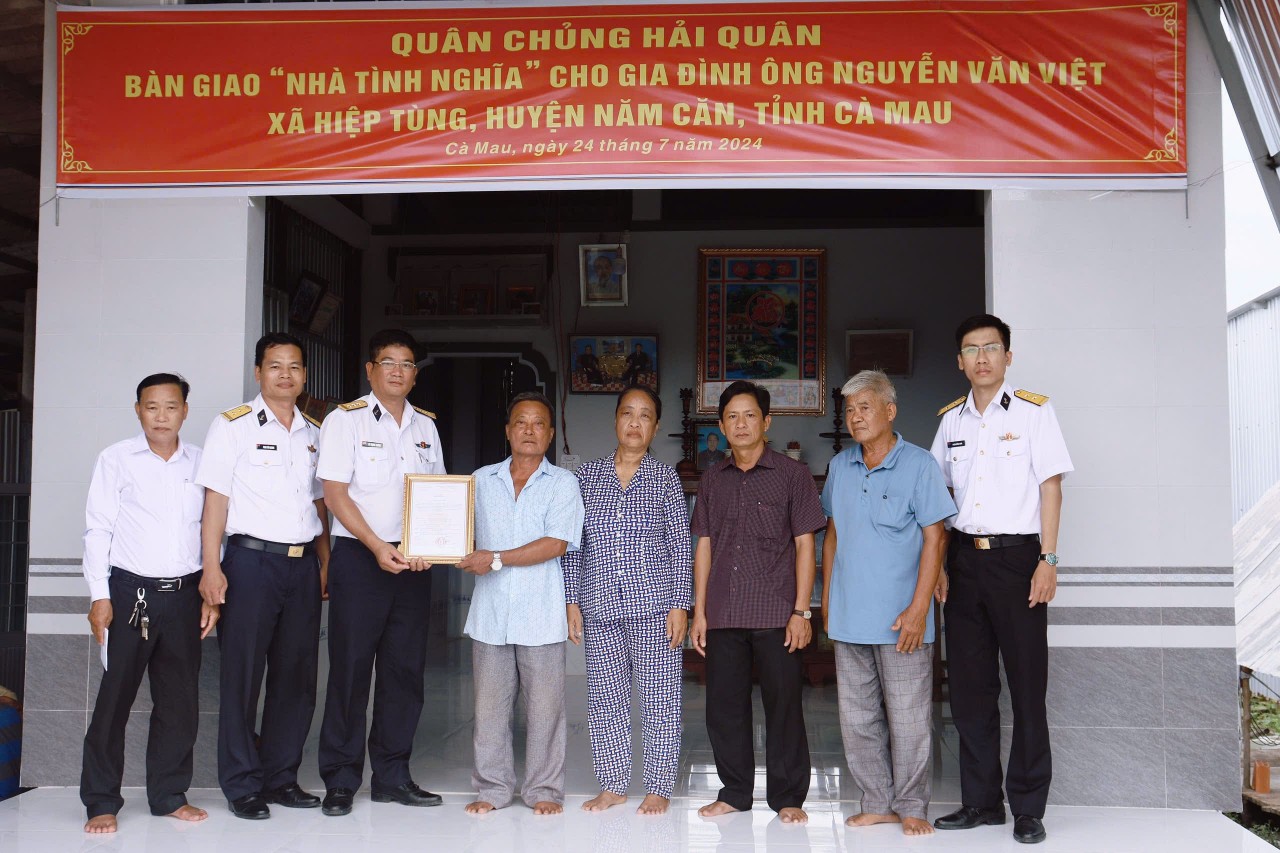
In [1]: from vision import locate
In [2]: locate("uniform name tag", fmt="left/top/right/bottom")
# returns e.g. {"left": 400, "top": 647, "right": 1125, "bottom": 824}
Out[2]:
{"left": 361, "top": 441, "right": 383, "bottom": 448}
{"left": 947, "top": 440, "right": 966, "bottom": 448}
{"left": 255, "top": 444, "right": 277, "bottom": 451}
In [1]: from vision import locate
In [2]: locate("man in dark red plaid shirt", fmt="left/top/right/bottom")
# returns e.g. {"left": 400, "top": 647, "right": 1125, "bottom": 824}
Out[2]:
{"left": 690, "top": 380, "right": 826, "bottom": 824}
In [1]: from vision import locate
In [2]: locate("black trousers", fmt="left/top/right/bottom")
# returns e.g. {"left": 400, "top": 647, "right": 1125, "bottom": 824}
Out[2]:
{"left": 319, "top": 537, "right": 433, "bottom": 791}
{"left": 945, "top": 539, "right": 1051, "bottom": 817}
{"left": 705, "top": 627, "right": 810, "bottom": 812}
{"left": 81, "top": 571, "right": 202, "bottom": 818}
{"left": 216, "top": 543, "right": 321, "bottom": 800}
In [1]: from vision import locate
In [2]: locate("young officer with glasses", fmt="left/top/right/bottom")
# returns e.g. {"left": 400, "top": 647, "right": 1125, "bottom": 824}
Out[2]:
{"left": 929, "top": 314, "right": 1072, "bottom": 845}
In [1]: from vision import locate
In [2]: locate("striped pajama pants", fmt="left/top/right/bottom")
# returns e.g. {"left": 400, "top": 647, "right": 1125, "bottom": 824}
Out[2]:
{"left": 584, "top": 613, "right": 683, "bottom": 798}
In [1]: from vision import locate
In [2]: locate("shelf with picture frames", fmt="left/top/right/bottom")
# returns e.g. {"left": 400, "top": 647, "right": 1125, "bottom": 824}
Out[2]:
{"left": 386, "top": 245, "right": 551, "bottom": 324}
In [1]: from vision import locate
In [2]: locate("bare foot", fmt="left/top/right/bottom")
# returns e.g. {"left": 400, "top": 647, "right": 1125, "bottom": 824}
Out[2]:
{"left": 167, "top": 804, "right": 208, "bottom": 823}
{"left": 779, "top": 807, "right": 809, "bottom": 824}
{"left": 902, "top": 816, "right": 935, "bottom": 836}
{"left": 465, "top": 800, "right": 496, "bottom": 815}
{"left": 637, "top": 794, "right": 670, "bottom": 815}
{"left": 582, "top": 791, "right": 627, "bottom": 812}
{"left": 532, "top": 800, "right": 563, "bottom": 815}
{"left": 846, "top": 812, "right": 900, "bottom": 828}
{"left": 698, "top": 800, "right": 742, "bottom": 818}
{"left": 84, "top": 814, "right": 117, "bottom": 834}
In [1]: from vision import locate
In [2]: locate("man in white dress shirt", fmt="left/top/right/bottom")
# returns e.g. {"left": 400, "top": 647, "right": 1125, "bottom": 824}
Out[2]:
{"left": 929, "top": 314, "right": 1073, "bottom": 845}
{"left": 315, "top": 329, "right": 445, "bottom": 817}
{"left": 196, "top": 332, "right": 330, "bottom": 819}
{"left": 81, "top": 373, "right": 217, "bottom": 834}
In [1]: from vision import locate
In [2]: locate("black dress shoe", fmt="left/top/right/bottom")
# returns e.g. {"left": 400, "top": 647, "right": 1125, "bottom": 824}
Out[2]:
{"left": 227, "top": 793, "right": 270, "bottom": 820}
{"left": 370, "top": 781, "right": 443, "bottom": 807}
{"left": 933, "top": 805, "right": 1006, "bottom": 830}
{"left": 264, "top": 783, "right": 321, "bottom": 809}
{"left": 1014, "top": 815, "right": 1047, "bottom": 844}
{"left": 322, "top": 788, "right": 354, "bottom": 817}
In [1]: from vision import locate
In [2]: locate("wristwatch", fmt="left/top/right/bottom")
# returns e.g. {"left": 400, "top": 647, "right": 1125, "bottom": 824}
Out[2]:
{"left": 490, "top": 551, "right": 503, "bottom": 572}
{"left": 792, "top": 609, "right": 812, "bottom": 620}
{"left": 1039, "top": 552, "right": 1059, "bottom": 567}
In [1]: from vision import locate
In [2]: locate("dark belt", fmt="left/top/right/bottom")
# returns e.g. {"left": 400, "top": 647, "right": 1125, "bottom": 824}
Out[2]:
{"left": 110, "top": 567, "right": 200, "bottom": 592}
{"left": 960, "top": 533, "right": 1040, "bottom": 550}
{"left": 228, "top": 534, "right": 314, "bottom": 558}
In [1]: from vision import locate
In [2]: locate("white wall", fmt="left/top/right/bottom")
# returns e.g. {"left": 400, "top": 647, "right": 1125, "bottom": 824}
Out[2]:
{"left": 362, "top": 225, "right": 985, "bottom": 473}
{"left": 988, "top": 16, "right": 1230, "bottom": 569}
{"left": 31, "top": 196, "right": 264, "bottom": 558}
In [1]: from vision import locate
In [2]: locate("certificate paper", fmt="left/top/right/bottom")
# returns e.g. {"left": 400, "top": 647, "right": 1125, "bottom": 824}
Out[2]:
{"left": 400, "top": 474, "right": 475, "bottom": 562}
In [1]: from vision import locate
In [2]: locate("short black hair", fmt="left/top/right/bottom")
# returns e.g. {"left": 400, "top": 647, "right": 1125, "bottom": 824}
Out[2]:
{"left": 954, "top": 314, "right": 1011, "bottom": 351}
{"left": 506, "top": 391, "right": 554, "bottom": 423}
{"left": 615, "top": 384, "right": 662, "bottom": 421}
{"left": 136, "top": 372, "right": 189, "bottom": 402}
{"left": 368, "top": 329, "right": 420, "bottom": 364}
{"left": 717, "top": 380, "right": 770, "bottom": 420}
{"left": 255, "top": 332, "right": 306, "bottom": 367}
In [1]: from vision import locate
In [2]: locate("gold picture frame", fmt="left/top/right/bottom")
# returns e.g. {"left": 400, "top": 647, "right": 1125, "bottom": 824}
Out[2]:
{"left": 400, "top": 474, "right": 476, "bottom": 562}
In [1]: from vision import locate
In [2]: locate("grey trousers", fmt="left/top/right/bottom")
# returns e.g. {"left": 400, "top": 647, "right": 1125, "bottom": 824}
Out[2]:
{"left": 472, "top": 639, "right": 566, "bottom": 808}
{"left": 835, "top": 641, "right": 933, "bottom": 819}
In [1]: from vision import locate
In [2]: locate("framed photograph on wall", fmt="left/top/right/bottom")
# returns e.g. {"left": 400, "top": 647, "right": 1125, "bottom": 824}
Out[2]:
{"left": 568, "top": 334, "right": 658, "bottom": 393}
{"left": 407, "top": 285, "right": 445, "bottom": 316}
{"left": 693, "top": 420, "right": 729, "bottom": 472}
{"left": 846, "top": 329, "right": 914, "bottom": 377}
{"left": 290, "top": 272, "right": 326, "bottom": 327}
{"left": 308, "top": 292, "right": 342, "bottom": 335}
{"left": 696, "top": 248, "right": 826, "bottom": 416}
{"left": 456, "top": 282, "right": 495, "bottom": 316}
{"left": 579, "top": 244, "right": 628, "bottom": 307}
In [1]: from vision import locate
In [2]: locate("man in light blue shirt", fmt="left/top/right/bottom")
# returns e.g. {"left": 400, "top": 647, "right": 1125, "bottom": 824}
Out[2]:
{"left": 821, "top": 371, "right": 955, "bottom": 837}
{"left": 456, "top": 392, "right": 584, "bottom": 817}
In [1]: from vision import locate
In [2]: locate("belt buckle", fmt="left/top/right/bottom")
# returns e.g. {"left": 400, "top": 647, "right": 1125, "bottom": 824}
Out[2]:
{"left": 155, "top": 578, "right": 178, "bottom": 592}
{"left": 287, "top": 545, "right": 304, "bottom": 558}
{"left": 974, "top": 537, "right": 991, "bottom": 550}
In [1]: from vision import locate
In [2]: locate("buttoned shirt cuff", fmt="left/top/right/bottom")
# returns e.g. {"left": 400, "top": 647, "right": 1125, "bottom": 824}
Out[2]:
{"left": 87, "top": 577, "right": 111, "bottom": 602}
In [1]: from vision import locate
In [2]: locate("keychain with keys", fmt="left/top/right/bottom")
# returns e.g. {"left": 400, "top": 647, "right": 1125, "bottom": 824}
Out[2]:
{"left": 127, "top": 588, "right": 149, "bottom": 640}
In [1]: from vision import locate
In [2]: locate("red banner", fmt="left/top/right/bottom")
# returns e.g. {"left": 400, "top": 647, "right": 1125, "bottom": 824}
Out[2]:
{"left": 56, "top": 1, "right": 1186, "bottom": 187}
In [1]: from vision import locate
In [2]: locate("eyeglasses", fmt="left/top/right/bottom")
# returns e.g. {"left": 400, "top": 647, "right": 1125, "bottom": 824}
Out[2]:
{"left": 374, "top": 359, "right": 417, "bottom": 371}
{"left": 959, "top": 343, "right": 1005, "bottom": 359}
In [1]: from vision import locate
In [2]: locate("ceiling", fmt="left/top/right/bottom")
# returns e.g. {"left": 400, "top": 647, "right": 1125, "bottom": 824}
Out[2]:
{"left": 0, "top": 0, "right": 41, "bottom": 405}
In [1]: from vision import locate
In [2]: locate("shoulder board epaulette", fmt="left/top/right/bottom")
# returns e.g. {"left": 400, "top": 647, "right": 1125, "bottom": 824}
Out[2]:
{"left": 936, "top": 396, "right": 966, "bottom": 417}
{"left": 1014, "top": 389, "right": 1048, "bottom": 406}
{"left": 221, "top": 404, "right": 252, "bottom": 421}
{"left": 338, "top": 399, "right": 368, "bottom": 412}
{"left": 413, "top": 406, "right": 437, "bottom": 420}
{"left": 301, "top": 412, "right": 321, "bottom": 428}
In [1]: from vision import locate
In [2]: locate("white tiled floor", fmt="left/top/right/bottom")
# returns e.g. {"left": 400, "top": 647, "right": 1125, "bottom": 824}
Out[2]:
{"left": 2, "top": 638, "right": 1270, "bottom": 851}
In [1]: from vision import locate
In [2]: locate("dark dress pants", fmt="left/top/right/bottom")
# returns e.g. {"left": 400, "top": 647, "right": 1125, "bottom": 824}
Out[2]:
{"left": 705, "top": 627, "right": 810, "bottom": 812}
{"left": 216, "top": 543, "right": 321, "bottom": 800}
{"left": 945, "top": 540, "right": 1051, "bottom": 817}
{"left": 318, "top": 537, "right": 433, "bottom": 792}
{"left": 81, "top": 572, "right": 202, "bottom": 818}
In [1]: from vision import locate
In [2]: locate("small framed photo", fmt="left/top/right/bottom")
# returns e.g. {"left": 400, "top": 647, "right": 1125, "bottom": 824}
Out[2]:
{"left": 409, "top": 285, "right": 445, "bottom": 316}
{"left": 308, "top": 292, "right": 342, "bottom": 335}
{"left": 457, "top": 282, "right": 495, "bottom": 316}
{"left": 580, "top": 244, "right": 628, "bottom": 307}
{"left": 502, "top": 283, "right": 538, "bottom": 315}
{"left": 569, "top": 334, "right": 658, "bottom": 394}
{"left": 694, "top": 420, "right": 729, "bottom": 472}
{"left": 290, "top": 272, "right": 326, "bottom": 327}
{"left": 846, "top": 329, "right": 914, "bottom": 377}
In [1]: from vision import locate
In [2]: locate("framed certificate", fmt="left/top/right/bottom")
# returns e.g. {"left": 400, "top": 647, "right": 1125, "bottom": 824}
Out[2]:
{"left": 400, "top": 474, "right": 475, "bottom": 562}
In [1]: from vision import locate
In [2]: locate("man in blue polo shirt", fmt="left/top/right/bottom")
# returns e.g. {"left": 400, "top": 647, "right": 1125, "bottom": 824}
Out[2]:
{"left": 821, "top": 370, "right": 955, "bottom": 837}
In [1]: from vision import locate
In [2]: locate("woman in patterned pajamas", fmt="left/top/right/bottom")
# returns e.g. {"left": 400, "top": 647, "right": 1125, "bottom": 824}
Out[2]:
{"left": 564, "top": 385, "right": 692, "bottom": 815}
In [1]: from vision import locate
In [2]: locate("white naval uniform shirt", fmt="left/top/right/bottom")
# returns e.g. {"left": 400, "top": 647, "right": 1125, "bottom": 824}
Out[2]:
{"left": 83, "top": 434, "right": 203, "bottom": 602}
{"left": 194, "top": 394, "right": 324, "bottom": 544}
{"left": 316, "top": 392, "right": 445, "bottom": 543}
{"left": 929, "top": 382, "right": 1073, "bottom": 536}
